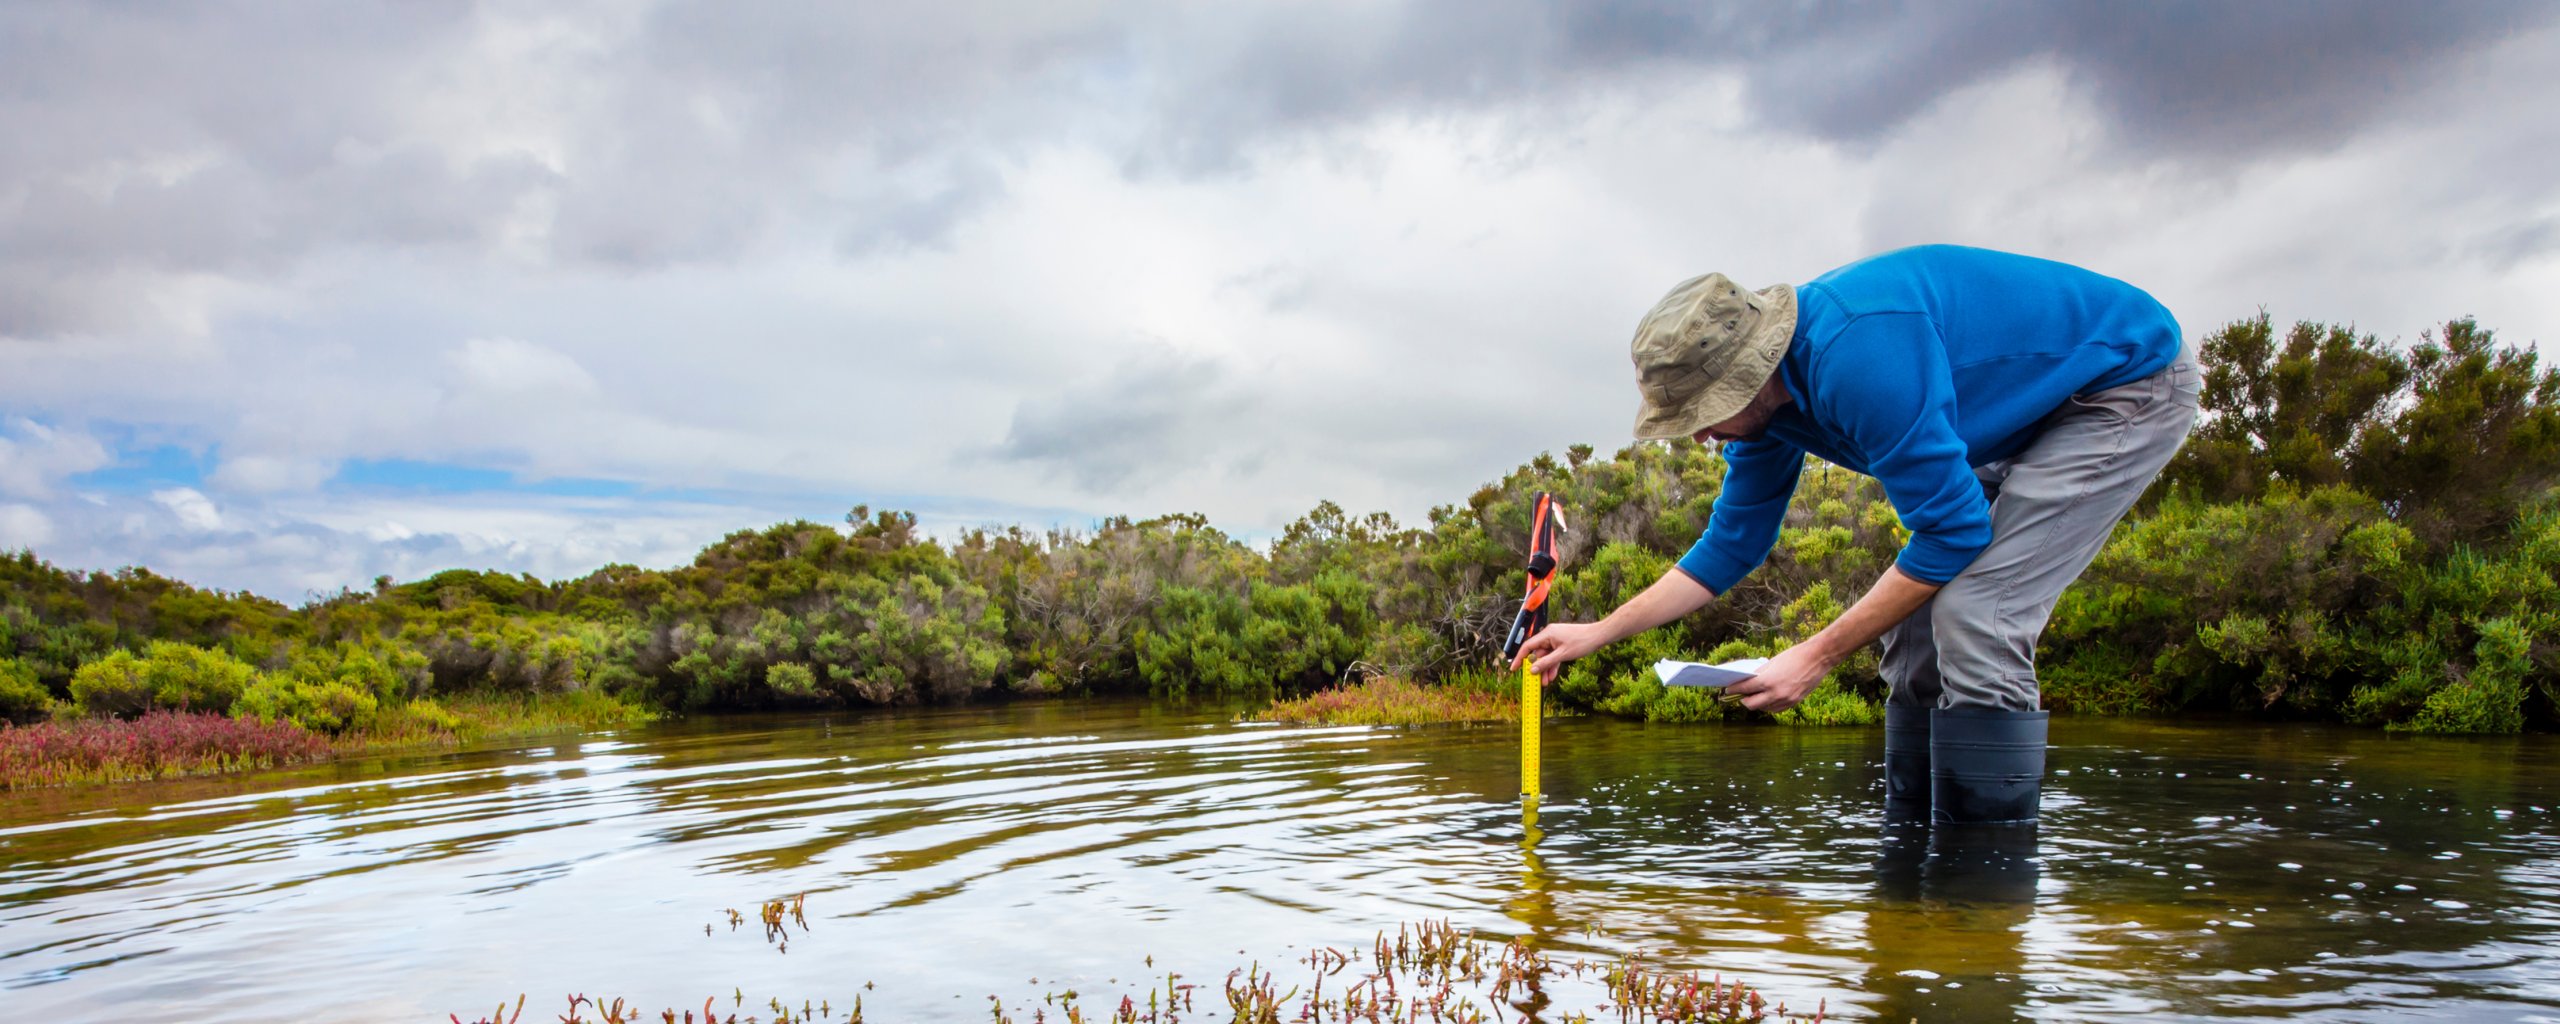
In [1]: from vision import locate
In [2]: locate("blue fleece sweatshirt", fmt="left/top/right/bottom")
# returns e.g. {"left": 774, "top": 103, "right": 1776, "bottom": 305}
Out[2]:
{"left": 1673, "top": 245, "right": 2182, "bottom": 594}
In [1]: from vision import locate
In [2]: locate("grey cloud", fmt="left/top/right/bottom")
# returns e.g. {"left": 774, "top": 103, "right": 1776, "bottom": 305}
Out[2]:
{"left": 0, "top": 3, "right": 475, "bottom": 181}
{"left": 992, "top": 345, "right": 1259, "bottom": 492}
{"left": 1752, "top": 0, "right": 2558, "bottom": 155}
{"left": 0, "top": 146, "right": 552, "bottom": 274}
{"left": 831, "top": 157, "right": 1009, "bottom": 258}
{"left": 2470, "top": 214, "right": 2560, "bottom": 272}
{"left": 1118, "top": 1, "right": 2553, "bottom": 170}
{"left": 0, "top": 269, "right": 146, "bottom": 340}
{"left": 0, "top": 2, "right": 545, "bottom": 338}
{"left": 539, "top": 4, "right": 1106, "bottom": 266}
{"left": 7, "top": 1, "right": 2549, "bottom": 340}
{"left": 8, "top": 3, "right": 2549, "bottom": 599}
{"left": 2042, "top": 1, "right": 2554, "bottom": 155}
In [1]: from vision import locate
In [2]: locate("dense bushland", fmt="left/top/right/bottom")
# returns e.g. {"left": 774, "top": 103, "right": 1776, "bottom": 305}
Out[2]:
{"left": 2056, "top": 314, "right": 2560, "bottom": 730}
{"left": 2, "top": 314, "right": 2554, "bottom": 734}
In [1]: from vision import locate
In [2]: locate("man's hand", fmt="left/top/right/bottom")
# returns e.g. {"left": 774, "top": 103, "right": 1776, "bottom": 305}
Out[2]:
{"left": 1721, "top": 565, "right": 1941, "bottom": 714}
{"left": 1509, "top": 621, "right": 1610, "bottom": 685}
{"left": 1723, "top": 642, "right": 1833, "bottom": 714}
{"left": 1505, "top": 568, "right": 1715, "bottom": 687}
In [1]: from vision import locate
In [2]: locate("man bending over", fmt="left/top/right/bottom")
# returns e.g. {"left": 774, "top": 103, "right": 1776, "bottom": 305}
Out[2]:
{"left": 1513, "top": 245, "right": 2198, "bottom": 825}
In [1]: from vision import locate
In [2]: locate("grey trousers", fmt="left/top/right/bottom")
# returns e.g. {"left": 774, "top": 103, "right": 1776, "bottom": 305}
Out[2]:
{"left": 1882, "top": 342, "right": 2201, "bottom": 711}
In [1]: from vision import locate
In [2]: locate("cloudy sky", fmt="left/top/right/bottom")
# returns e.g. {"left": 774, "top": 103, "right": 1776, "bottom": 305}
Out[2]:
{"left": 3, "top": 1, "right": 2557, "bottom": 601}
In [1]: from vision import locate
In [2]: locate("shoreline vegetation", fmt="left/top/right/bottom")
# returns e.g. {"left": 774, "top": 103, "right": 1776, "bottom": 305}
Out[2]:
{"left": 4, "top": 312, "right": 2559, "bottom": 787}
{"left": 1258, "top": 671, "right": 1522, "bottom": 727}
{"left": 0, "top": 690, "right": 651, "bottom": 790}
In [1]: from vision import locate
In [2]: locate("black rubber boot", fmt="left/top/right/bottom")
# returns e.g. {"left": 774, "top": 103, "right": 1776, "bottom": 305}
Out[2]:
{"left": 1883, "top": 703, "right": 1932, "bottom": 820}
{"left": 1921, "top": 822, "right": 2042, "bottom": 904}
{"left": 1929, "top": 707, "right": 2048, "bottom": 826}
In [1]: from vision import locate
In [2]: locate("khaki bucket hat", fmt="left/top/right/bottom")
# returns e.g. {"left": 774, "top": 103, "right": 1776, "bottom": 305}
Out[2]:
{"left": 1629, "top": 272, "right": 1797, "bottom": 441}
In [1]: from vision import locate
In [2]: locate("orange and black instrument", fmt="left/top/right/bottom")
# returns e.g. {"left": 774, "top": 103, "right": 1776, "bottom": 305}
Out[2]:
{"left": 1500, "top": 491, "right": 1565, "bottom": 662}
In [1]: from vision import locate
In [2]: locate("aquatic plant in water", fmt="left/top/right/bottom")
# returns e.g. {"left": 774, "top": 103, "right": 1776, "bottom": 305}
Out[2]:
{"left": 455, "top": 918, "right": 1820, "bottom": 1024}
{"left": 708, "top": 894, "right": 809, "bottom": 953}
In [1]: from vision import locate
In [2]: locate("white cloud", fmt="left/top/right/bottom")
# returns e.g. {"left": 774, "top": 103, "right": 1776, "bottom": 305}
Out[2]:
{"left": 0, "top": 419, "right": 111, "bottom": 500}
{"left": 208, "top": 453, "right": 334, "bottom": 494}
{"left": 447, "top": 336, "right": 601, "bottom": 397}
{"left": 0, "top": 503, "right": 52, "bottom": 548}
{"left": 151, "top": 487, "right": 223, "bottom": 532}
{"left": 8, "top": 486, "right": 822, "bottom": 600}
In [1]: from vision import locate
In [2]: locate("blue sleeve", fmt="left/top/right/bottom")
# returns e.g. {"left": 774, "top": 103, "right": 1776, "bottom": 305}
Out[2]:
{"left": 1813, "top": 314, "right": 1990, "bottom": 584}
{"left": 1674, "top": 438, "right": 1805, "bottom": 595}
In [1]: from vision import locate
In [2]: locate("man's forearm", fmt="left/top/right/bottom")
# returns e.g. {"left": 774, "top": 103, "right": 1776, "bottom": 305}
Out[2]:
{"left": 1593, "top": 569, "right": 1717, "bottom": 644}
{"left": 1798, "top": 564, "right": 1942, "bottom": 667}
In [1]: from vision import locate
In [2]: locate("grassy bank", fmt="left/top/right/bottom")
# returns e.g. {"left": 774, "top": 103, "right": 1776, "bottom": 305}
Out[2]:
{"left": 0, "top": 689, "right": 654, "bottom": 791}
{"left": 357, "top": 689, "right": 658, "bottom": 749}
{"left": 1257, "top": 673, "right": 1520, "bottom": 727}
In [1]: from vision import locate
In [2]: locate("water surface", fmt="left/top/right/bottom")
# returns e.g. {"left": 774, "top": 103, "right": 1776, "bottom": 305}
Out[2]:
{"left": 3, "top": 701, "right": 2556, "bottom": 1022}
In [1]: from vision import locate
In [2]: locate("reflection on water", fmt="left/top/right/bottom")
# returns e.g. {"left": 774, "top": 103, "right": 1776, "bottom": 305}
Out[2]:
{"left": 2, "top": 701, "right": 2557, "bottom": 1022}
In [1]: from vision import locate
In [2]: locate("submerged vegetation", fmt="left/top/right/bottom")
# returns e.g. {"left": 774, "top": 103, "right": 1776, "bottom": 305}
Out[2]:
{"left": 3, "top": 314, "right": 2557, "bottom": 748}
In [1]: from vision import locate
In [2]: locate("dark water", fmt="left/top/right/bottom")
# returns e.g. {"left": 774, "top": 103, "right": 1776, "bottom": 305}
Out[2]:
{"left": 3, "top": 701, "right": 2557, "bottom": 1022}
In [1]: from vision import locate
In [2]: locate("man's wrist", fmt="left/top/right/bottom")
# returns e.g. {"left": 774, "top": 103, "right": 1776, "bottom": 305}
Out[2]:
{"left": 1797, "top": 629, "right": 1852, "bottom": 671}
{"left": 1591, "top": 608, "right": 1637, "bottom": 646}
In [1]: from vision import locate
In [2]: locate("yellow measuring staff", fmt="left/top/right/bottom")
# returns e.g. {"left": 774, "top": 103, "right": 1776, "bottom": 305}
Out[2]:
{"left": 1499, "top": 491, "right": 1563, "bottom": 803}
{"left": 1521, "top": 656, "right": 1541, "bottom": 799}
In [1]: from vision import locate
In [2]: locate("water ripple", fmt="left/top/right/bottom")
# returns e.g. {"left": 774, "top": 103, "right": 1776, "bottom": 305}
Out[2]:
{"left": 2, "top": 706, "right": 2557, "bottom": 1022}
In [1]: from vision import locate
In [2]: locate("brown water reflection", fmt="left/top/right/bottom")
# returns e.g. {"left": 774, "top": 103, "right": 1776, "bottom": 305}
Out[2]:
{"left": 2, "top": 701, "right": 2556, "bottom": 1022}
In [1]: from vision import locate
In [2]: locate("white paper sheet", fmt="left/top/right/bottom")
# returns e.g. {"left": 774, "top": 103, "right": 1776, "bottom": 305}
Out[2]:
{"left": 1653, "top": 657, "right": 1770, "bottom": 689}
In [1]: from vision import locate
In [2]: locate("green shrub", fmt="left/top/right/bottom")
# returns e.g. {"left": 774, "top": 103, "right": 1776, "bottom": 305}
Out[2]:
{"left": 2037, "top": 643, "right": 2158, "bottom": 718}
{"left": 2045, "top": 486, "right": 2403, "bottom": 715}
{"left": 235, "top": 675, "right": 379, "bottom": 733}
{"left": 1576, "top": 628, "right": 1701, "bottom": 720}
{"left": 0, "top": 657, "right": 53, "bottom": 724}
{"left": 410, "top": 623, "right": 590, "bottom": 695}
{"left": 1137, "top": 571, "right": 1373, "bottom": 697}
{"left": 68, "top": 642, "right": 258, "bottom": 719}
{"left": 1442, "top": 663, "right": 1517, "bottom": 700}
{"left": 1593, "top": 650, "right": 1735, "bottom": 724}
{"left": 1774, "top": 678, "right": 1884, "bottom": 726}
{"left": 65, "top": 651, "right": 151, "bottom": 718}
{"left": 829, "top": 573, "right": 1012, "bottom": 703}
{"left": 350, "top": 696, "right": 470, "bottom": 745}
{"left": 764, "top": 662, "right": 820, "bottom": 701}
{"left": 395, "top": 697, "right": 464, "bottom": 734}
{"left": 2398, "top": 618, "right": 2530, "bottom": 734}
{"left": 1361, "top": 622, "right": 1450, "bottom": 681}
{"left": 2347, "top": 502, "right": 2559, "bottom": 731}
{"left": 291, "top": 643, "right": 428, "bottom": 703}
{"left": 229, "top": 643, "right": 440, "bottom": 734}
